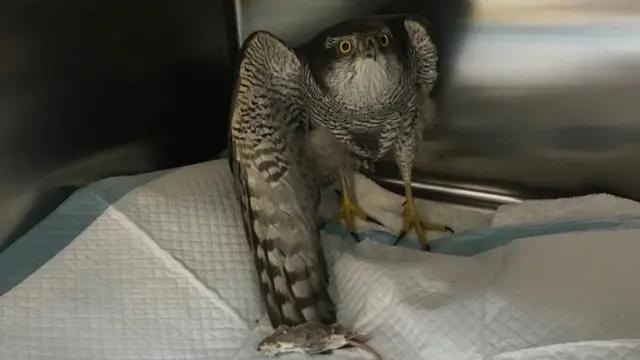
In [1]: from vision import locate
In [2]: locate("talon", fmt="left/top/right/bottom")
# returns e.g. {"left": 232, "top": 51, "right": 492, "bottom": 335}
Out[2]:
{"left": 334, "top": 188, "right": 382, "bottom": 225}
{"left": 393, "top": 230, "right": 407, "bottom": 246}
{"left": 330, "top": 174, "right": 382, "bottom": 237}
{"left": 332, "top": 194, "right": 379, "bottom": 238}
{"left": 332, "top": 190, "right": 383, "bottom": 228}
{"left": 394, "top": 197, "right": 453, "bottom": 251}
{"left": 364, "top": 215, "right": 384, "bottom": 227}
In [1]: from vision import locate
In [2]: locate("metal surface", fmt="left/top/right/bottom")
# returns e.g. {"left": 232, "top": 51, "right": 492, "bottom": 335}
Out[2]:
{"left": 405, "top": 1, "right": 640, "bottom": 208}
{"left": 237, "top": 0, "right": 640, "bottom": 208}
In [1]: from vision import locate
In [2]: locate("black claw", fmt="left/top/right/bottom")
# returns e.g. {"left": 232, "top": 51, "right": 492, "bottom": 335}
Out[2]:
{"left": 393, "top": 230, "right": 407, "bottom": 246}
{"left": 350, "top": 231, "right": 362, "bottom": 243}
{"left": 364, "top": 215, "right": 384, "bottom": 227}
{"left": 444, "top": 226, "right": 455, "bottom": 233}
{"left": 333, "top": 189, "right": 382, "bottom": 227}
{"left": 319, "top": 221, "right": 328, "bottom": 230}
{"left": 421, "top": 243, "right": 432, "bottom": 252}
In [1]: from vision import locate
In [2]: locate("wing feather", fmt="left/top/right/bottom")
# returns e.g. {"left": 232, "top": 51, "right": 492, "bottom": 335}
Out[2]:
{"left": 403, "top": 15, "right": 438, "bottom": 93}
{"left": 228, "top": 31, "right": 335, "bottom": 328}
{"left": 402, "top": 15, "right": 439, "bottom": 136}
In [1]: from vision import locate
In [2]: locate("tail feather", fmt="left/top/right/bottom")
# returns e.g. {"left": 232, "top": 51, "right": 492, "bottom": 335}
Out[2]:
{"left": 254, "top": 238, "right": 335, "bottom": 327}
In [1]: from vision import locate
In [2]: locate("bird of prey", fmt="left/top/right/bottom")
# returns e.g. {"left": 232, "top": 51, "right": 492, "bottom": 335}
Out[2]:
{"left": 228, "top": 14, "right": 451, "bottom": 328}
{"left": 295, "top": 14, "right": 453, "bottom": 250}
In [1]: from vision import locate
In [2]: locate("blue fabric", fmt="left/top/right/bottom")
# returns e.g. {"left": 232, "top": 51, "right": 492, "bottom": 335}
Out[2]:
{"left": 322, "top": 215, "right": 640, "bottom": 256}
{"left": 3, "top": 164, "right": 640, "bottom": 296}
{"left": 0, "top": 169, "right": 170, "bottom": 295}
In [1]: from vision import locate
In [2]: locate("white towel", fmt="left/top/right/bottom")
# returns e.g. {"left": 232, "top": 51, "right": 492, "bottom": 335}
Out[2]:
{"left": 1, "top": 159, "right": 639, "bottom": 360}
{"left": 492, "top": 193, "right": 640, "bottom": 227}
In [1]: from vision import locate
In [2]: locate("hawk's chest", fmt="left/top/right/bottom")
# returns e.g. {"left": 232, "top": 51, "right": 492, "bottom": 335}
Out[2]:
{"left": 303, "top": 76, "right": 418, "bottom": 160}
{"left": 336, "top": 110, "right": 408, "bottom": 160}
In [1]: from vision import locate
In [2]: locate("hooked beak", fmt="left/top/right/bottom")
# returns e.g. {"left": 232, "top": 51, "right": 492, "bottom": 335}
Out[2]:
{"left": 362, "top": 36, "right": 377, "bottom": 60}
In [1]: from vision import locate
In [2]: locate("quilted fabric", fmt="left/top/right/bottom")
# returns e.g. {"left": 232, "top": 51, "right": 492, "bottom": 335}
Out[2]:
{"left": 1, "top": 159, "right": 639, "bottom": 360}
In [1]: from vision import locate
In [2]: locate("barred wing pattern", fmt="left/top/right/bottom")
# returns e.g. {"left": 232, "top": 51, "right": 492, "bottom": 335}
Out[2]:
{"left": 228, "top": 31, "right": 335, "bottom": 328}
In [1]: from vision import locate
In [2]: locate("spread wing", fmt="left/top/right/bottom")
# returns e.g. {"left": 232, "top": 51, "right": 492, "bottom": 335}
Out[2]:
{"left": 403, "top": 15, "right": 438, "bottom": 93}
{"left": 403, "top": 15, "right": 439, "bottom": 136}
{"left": 228, "top": 31, "right": 335, "bottom": 328}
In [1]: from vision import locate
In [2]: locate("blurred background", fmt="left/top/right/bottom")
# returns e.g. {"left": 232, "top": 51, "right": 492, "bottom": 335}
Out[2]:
{"left": 0, "top": 0, "right": 639, "bottom": 249}
{"left": 238, "top": 0, "right": 640, "bottom": 208}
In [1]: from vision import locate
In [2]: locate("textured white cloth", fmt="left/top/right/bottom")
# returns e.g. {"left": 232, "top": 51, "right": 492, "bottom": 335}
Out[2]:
{"left": 492, "top": 193, "right": 640, "bottom": 227}
{"left": 1, "top": 159, "right": 639, "bottom": 360}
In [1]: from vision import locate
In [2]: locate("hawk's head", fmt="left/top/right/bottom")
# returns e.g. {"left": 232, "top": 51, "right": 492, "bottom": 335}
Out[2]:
{"left": 302, "top": 16, "right": 413, "bottom": 108}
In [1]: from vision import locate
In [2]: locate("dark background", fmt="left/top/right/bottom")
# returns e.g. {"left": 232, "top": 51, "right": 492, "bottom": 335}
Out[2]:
{"left": 0, "top": 0, "right": 238, "bottom": 250}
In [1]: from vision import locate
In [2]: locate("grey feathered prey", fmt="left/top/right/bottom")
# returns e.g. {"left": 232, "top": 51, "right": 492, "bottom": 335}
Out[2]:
{"left": 257, "top": 322, "right": 380, "bottom": 359}
{"left": 228, "top": 14, "right": 452, "bottom": 329}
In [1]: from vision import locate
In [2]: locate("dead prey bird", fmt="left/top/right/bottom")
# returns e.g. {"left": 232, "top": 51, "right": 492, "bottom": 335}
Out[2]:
{"left": 257, "top": 322, "right": 381, "bottom": 359}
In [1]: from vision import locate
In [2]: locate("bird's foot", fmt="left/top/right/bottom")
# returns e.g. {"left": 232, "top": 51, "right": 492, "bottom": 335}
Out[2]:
{"left": 330, "top": 190, "right": 382, "bottom": 242}
{"left": 394, "top": 198, "right": 454, "bottom": 251}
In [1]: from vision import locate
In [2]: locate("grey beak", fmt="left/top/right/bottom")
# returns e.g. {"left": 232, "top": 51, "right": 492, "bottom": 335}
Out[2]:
{"left": 363, "top": 36, "right": 377, "bottom": 60}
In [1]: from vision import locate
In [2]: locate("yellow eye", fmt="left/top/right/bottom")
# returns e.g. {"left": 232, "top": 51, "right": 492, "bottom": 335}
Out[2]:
{"left": 338, "top": 40, "right": 352, "bottom": 54}
{"left": 379, "top": 34, "right": 389, "bottom": 47}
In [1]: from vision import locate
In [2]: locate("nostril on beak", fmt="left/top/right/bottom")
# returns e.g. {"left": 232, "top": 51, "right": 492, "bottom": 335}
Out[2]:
{"left": 364, "top": 37, "right": 377, "bottom": 59}
{"left": 366, "top": 37, "right": 375, "bottom": 49}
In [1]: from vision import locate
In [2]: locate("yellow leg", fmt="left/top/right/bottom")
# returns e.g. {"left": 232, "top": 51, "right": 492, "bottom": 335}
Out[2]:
{"left": 396, "top": 178, "right": 454, "bottom": 251}
{"left": 331, "top": 173, "right": 381, "bottom": 239}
